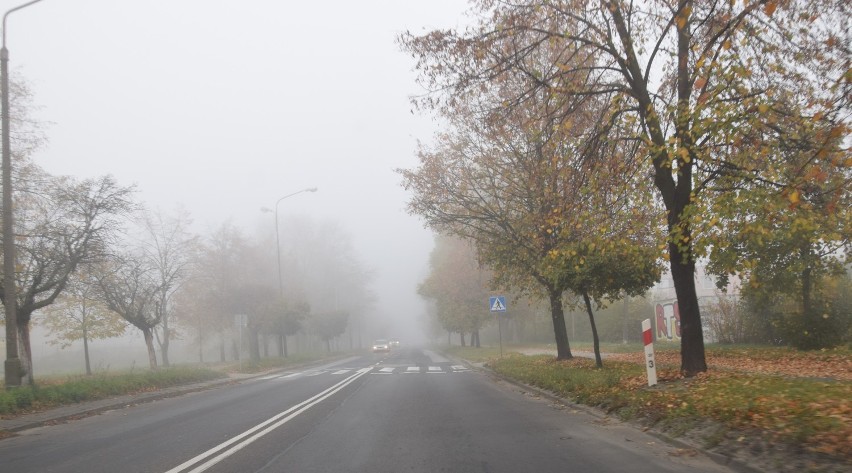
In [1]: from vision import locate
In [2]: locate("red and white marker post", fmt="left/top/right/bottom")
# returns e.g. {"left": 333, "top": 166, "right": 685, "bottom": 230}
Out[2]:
{"left": 642, "top": 319, "right": 658, "bottom": 386}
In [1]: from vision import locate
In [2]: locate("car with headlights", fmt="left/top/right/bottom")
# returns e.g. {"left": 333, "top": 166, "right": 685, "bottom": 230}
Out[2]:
{"left": 389, "top": 338, "right": 400, "bottom": 348}
{"left": 372, "top": 339, "right": 390, "bottom": 353}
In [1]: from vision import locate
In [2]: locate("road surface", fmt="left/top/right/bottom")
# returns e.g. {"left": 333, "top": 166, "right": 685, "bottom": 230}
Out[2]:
{"left": 0, "top": 347, "right": 734, "bottom": 472}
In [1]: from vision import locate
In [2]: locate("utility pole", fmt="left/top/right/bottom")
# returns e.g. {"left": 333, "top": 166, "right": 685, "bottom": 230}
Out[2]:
{"left": 2, "top": 0, "right": 46, "bottom": 388}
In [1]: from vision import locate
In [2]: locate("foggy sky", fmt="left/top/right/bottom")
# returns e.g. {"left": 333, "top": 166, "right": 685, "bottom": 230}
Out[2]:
{"left": 8, "top": 0, "right": 471, "bottom": 341}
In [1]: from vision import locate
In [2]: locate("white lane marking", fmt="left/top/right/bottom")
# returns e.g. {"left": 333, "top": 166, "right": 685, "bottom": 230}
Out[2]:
{"left": 405, "top": 366, "right": 420, "bottom": 373}
{"left": 164, "top": 368, "right": 371, "bottom": 473}
{"left": 379, "top": 367, "right": 394, "bottom": 373}
{"left": 451, "top": 365, "right": 468, "bottom": 372}
{"left": 303, "top": 371, "right": 323, "bottom": 377}
{"left": 260, "top": 372, "right": 300, "bottom": 380}
{"left": 331, "top": 370, "right": 350, "bottom": 375}
{"left": 428, "top": 366, "right": 442, "bottom": 372}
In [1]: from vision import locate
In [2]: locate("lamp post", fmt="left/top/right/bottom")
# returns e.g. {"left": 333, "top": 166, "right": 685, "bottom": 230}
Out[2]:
{"left": 261, "top": 187, "right": 317, "bottom": 296}
{"left": 3, "top": 0, "right": 46, "bottom": 388}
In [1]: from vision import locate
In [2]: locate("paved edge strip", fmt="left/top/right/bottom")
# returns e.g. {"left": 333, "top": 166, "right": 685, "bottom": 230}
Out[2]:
{"left": 443, "top": 352, "right": 762, "bottom": 473}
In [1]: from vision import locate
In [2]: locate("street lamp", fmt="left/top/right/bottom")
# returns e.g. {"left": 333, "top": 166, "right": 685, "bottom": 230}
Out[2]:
{"left": 3, "top": 0, "right": 47, "bottom": 388}
{"left": 261, "top": 187, "right": 317, "bottom": 296}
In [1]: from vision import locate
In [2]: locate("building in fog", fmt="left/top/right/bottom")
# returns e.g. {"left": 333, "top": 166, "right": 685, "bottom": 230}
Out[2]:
{"left": 649, "top": 265, "right": 740, "bottom": 343}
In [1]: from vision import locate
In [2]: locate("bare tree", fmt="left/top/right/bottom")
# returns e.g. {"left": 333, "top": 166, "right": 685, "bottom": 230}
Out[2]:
{"left": 95, "top": 254, "right": 163, "bottom": 370}
{"left": 0, "top": 173, "right": 134, "bottom": 383}
{"left": 139, "top": 208, "right": 198, "bottom": 367}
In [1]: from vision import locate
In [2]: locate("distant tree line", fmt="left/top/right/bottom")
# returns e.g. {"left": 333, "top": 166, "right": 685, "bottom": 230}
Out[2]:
{"left": 2, "top": 77, "right": 375, "bottom": 386}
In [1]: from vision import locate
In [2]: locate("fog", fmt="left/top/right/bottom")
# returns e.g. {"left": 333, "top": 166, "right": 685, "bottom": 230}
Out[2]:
{"left": 6, "top": 0, "right": 472, "bottom": 372}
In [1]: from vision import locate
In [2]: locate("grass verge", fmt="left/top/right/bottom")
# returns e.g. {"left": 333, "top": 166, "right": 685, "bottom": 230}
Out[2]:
{"left": 0, "top": 367, "right": 224, "bottom": 416}
{"left": 222, "top": 352, "right": 344, "bottom": 374}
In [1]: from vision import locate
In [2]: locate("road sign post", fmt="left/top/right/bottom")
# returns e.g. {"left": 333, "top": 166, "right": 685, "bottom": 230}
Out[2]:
{"left": 641, "top": 319, "right": 657, "bottom": 386}
{"left": 489, "top": 296, "right": 507, "bottom": 357}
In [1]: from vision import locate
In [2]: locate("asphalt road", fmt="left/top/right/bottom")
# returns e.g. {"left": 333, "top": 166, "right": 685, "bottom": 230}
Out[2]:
{"left": 0, "top": 347, "right": 735, "bottom": 472}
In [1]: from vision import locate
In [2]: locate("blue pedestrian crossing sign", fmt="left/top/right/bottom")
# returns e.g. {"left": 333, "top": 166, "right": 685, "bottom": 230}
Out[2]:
{"left": 489, "top": 296, "right": 507, "bottom": 312}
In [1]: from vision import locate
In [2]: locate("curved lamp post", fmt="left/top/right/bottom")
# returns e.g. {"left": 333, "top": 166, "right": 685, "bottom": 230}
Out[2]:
{"left": 261, "top": 187, "right": 317, "bottom": 296}
{"left": 3, "top": 0, "right": 46, "bottom": 388}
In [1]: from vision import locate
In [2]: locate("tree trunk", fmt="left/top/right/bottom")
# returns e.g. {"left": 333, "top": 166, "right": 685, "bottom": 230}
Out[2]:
{"left": 582, "top": 291, "right": 603, "bottom": 368}
{"left": 669, "top": 242, "right": 707, "bottom": 376}
{"left": 460, "top": 332, "right": 466, "bottom": 347}
{"left": 198, "top": 328, "right": 205, "bottom": 363}
{"left": 607, "top": 1, "right": 706, "bottom": 376}
{"left": 83, "top": 325, "right": 92, "bottom": 376}
{"left": 471, "top": 330, "right": 481, "bottom": 348}
{"left": 142, "top": 327, "right": 158, "bottom": 370}
{"left": 262, "top": 334, "right": 269, "bottom": 358}
{"left": 219, "top": 332, "right": 226, "bottom": 362}
{"left": 248, "top": 328, "right": 261, "bottom": 362}
{"left": 801, "top": 243, "right": 813, "bottom": 323}
{"left": 19, "top": 324, "right": 33, "bottom": 385}
{"left": 160, "top": 326, "right": 171, "bottom": 368}
{"left": 548, "top": 288, "right": 572, "bottom": 360}
{"left": 199, "top": 333, "right": 204, "bottom": 364}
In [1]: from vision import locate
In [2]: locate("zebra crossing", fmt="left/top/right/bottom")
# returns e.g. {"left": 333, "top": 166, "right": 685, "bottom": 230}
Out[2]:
{"left": 258, "top": 364, "right": 470, "bottom": 381}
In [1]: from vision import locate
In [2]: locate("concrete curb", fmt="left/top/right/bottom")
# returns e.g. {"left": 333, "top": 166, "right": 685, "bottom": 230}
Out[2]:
{"left": 446, "top": 353, "right": 762, "bottom": 473}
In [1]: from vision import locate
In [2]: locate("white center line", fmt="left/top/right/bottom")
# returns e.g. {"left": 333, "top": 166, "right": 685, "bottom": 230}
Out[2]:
{"left": 164, "top": 368, "right": 371, "bottom": 473}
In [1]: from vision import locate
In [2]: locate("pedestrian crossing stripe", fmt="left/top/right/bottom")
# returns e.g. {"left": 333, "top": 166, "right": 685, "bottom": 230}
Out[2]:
{"left": 262, "top": 366, "right": 473, "bottom": 379}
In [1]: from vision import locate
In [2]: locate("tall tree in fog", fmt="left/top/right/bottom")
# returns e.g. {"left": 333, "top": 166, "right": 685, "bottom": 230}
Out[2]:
{"left": 231, "top": 283, "right": 280, "bottom": 362}
{"left": 400, "top": 66, "right": 637, "bottom": 359}
{"left": 263, "top": 297, "right": 310, "bottom": 358}
{"left": 281, "top": 218, "right": 374, "bottom": 349}
{"left": 95, "top": 253, "right": 164, "bottom": 370}
{"left": 0, "top": 172, "right": 134, "bottom": 383}
{"left": 140, "top": 209, "right": 198, "bottom": 367}
{"left": 401, "top": 0, "right": 850, "bottom": 375}
{"left": 190, "top": 223, "right": 250, "bottom": 362}
{"left": 419, "top": 235, "right": 491, "bottom": 347}
{"left": 40, "top": 269, "right": 127, "bottom": 375}
{"left": 311, "top": 310, "right": 349, "bottom": 353}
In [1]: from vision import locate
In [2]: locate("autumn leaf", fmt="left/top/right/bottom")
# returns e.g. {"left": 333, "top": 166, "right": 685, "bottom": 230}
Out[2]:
{"left": 788, "top": 189, "right": 800, "bottom": 204}
{"left": 764, "top": 1, "right": 778, "bottom": 16}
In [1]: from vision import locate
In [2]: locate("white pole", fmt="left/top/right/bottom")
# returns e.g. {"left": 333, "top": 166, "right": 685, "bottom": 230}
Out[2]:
{"left": 642, "top": 319, "right": 657, "bottom": 386}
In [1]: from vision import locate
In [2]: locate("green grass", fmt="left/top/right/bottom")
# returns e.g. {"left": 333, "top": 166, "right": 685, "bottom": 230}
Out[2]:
{"left": 0, "top": 367, "right": 224, "bottom": 415}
